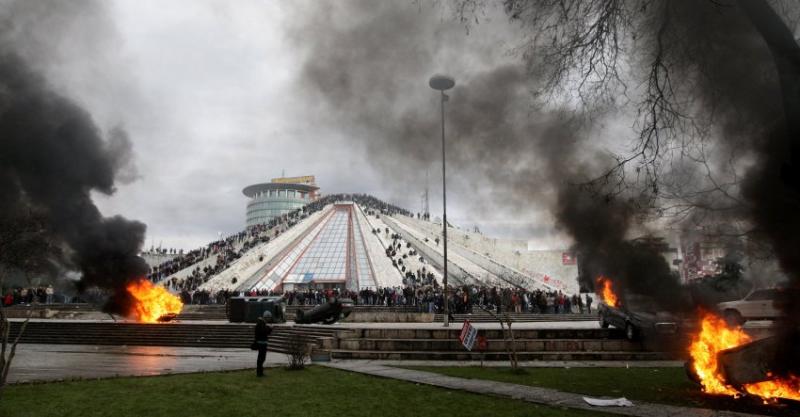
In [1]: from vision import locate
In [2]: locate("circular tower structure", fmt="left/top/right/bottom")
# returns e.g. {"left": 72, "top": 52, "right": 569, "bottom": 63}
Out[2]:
{"left": 243, "top": 175, "right": 319, "bottom": 227}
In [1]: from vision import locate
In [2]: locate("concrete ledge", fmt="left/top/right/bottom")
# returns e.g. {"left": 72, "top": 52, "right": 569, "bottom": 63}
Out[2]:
{"left": 334, "top": 338, "right": 646, "bottom": 353}
{"left": 342, "top": 312, "right": 434, "bottom": 323}
{"left": 328, "top": 350, "right": 673, "bottom": 361}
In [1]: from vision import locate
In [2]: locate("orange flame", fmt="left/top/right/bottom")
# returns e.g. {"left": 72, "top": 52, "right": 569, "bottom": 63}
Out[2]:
{"left": 689, "top": 312, "right": 800, "bottom": 401}
{"left": 596, "top": 276, "right": 619, "bottom": 308}
{"left": 126, "top": 279, "right": 183, "bottom": 323}
{"left": 689, "top": 312, "right": 752, "bottom": 396}
{"left": 744, "top": 375, "right": 800, "bottom": 402}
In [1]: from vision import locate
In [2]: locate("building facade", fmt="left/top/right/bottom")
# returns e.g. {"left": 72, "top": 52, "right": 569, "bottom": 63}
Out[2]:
{"left": 243, "top": 175, "right": 319, "bottom": 227}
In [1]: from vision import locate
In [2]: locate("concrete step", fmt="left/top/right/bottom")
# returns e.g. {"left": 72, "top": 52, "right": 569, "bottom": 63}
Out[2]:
{"left": 335, "top": 338, "right": 646, "bottom": 352}
{"left": 7, "top": 321, "right": 335, "bottom": 353}
{"left": 433, "top": 313, "right": 598, "bottom": 322}
{"left": 175, "top": 313, "right": 228, "bottom": 320}
{"left": 346, "top": 327, "right": 626, "bottom": 340}
{"left": 328, "top": 350, "right": 672, "bottom": 361}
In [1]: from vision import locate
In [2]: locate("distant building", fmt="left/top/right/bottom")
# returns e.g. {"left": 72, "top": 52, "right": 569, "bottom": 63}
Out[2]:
{"left": 243, "top": 175, "right": 319, "bottom": 227}
{"left": 679, "top": 237, "right": 726, "bottom": 282}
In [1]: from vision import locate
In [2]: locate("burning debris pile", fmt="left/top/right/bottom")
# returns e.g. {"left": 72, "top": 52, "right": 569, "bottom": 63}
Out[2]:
{"left": 689, "top": 312, "right": 800, "bottom": 402}
{"left": 125, "top": 280, "right": 183, "bottom": 323}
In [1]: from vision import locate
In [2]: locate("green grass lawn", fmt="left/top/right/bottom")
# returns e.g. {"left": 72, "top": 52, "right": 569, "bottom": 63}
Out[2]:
{"left": 1, "top": 366, "right": 612, "bottom": 417}
{"left": 405, "top": 366, "right": 797, "bottom": 417}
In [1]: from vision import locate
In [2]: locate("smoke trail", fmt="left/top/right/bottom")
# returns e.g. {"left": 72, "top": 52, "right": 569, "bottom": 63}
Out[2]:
{"left": 0, "top": 1, "right": 148, "bottom": 315}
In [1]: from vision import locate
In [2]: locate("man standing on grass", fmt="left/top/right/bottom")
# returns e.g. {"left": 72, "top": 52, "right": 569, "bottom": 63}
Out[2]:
{"left": 254, "top": 317, "right": 272, "bottom": 377}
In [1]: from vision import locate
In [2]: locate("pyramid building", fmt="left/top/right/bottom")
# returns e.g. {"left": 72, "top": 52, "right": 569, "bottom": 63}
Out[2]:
{"left": 244, "top": 202, "right": 376, "bottom": 292}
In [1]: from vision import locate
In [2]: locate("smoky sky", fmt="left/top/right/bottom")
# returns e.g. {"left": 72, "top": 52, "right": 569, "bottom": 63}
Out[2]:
{"left": 289, "top": 1, "right": 607, "bottom": 233}
{"left": 5, "top": 1, "right": 798, "bottom": 305}
{"left": 0, "top": 0, "right": 602, "bottom": 250}
{"left": 0, "top": 0, "right": 149, "bottom": 314}
{"left": 287, "top": 0, "right": 800, "bottom": 321}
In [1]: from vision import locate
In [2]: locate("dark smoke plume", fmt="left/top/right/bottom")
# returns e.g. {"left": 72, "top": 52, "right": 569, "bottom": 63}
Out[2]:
{"left": 0, "top": 3, "right": 147, "bottom": 315}
{"left": 637, "top": 0, "right": 800, "bottom": 374}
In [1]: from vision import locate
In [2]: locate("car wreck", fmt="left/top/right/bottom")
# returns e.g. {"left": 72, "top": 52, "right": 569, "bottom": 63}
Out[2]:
{"left": 598, "top": 294, "right": 680, "bottom": 340}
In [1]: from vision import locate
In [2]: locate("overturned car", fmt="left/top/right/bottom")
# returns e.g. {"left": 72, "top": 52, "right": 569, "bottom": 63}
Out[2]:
{"left": 295, "top": 297, "right": 353, "bottom": 325}
{"left": 227, "top": 296, "right": 287, "bottom": 323}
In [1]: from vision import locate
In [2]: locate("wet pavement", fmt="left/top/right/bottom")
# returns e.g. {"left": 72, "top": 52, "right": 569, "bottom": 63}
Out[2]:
{"left": 7, "top": 344, "right": 289, "bottom": 383}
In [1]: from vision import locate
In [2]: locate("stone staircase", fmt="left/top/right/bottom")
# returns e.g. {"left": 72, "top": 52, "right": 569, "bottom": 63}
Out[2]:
{"left": 7, "top": 321, "right": 336, "bottom": 355}
{"left": 7, "top": 319, "right": 678, "bottom": 361}
{"left": 323, "top": 326, "right": 678, "bottom": 361}
{"left": 433, "top": 312, "right": 598, "bottom": 323}
{"left": 175, "top": 305, "right": 228, "bottom": 321}
{"left": 3, "top": 303, "right": 102, "bottom": 319}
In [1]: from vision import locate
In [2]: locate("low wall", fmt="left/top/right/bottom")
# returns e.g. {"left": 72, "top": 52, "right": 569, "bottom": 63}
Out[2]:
{"left": 342, "top": 312, "right": 434, "bottom": 323}
{"left": 3, "top": 305, "right": 109, "bottom": 320}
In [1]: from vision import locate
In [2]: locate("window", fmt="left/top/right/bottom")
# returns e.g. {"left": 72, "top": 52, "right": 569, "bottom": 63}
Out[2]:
{"left": 747, "top": 289, "right": 777, "bottom": 301}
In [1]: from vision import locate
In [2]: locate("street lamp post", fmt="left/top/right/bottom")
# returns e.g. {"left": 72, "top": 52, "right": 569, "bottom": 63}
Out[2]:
{"left": 429, "top": 74, "right": 455, "bottom": 328}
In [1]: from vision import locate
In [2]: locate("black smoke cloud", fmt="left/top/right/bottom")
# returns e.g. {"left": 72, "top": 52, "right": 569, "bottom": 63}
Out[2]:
{"left": 0, "top": 2, "right": 147, "bottom": 315}
{"left": 645, "top": 0, "right": 800, "bottom": 373}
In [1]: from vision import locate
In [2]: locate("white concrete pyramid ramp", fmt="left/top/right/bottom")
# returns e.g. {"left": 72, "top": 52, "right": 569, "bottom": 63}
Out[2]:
{"left": 199, "top": 207, "right": 332, "bottom": 292}
{"left": 392, "top": 215, "right": 564, "bottom": 292}
{"left": 354, "top": 204, "right": 404, "bottom": 288}
{"left": 367, "top": 213, "right": 443, "bottom": 286}
{"left": 244, "top": 207, "right": 336, "bottom": 292}
{"left": 388, "top": 215, "right": 502, "bottom": 286}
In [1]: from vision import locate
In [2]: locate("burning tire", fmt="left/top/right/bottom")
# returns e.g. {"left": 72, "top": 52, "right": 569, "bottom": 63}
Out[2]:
{"left": 684, "top": 360, "right": 701, "bottom": 385}
{"left": 724, "top": 309, "right": 744, "bottom": 327}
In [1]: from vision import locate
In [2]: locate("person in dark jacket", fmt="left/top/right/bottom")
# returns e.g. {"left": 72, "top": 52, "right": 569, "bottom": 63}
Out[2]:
{"left": 254, "top": 317, "right": 272, "bottom": 377}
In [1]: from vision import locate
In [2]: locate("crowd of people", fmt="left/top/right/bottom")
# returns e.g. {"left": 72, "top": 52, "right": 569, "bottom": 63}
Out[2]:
{"left": 2, "top": 285, "right": 57, "bottom": 306}
{"left": 165, "top": 193, "right": 589, "bottom": 314}
{"left": 148, "top": 208, "right": 311, "bottom": 292}
{"left": 147, "top": 193, "right": 412, "bottom": 293}
{"left": 176, "top": 283, "right": 591, "bottom": 316}
{"left": 1, "top": 194, "right": 594, "bottom": 319}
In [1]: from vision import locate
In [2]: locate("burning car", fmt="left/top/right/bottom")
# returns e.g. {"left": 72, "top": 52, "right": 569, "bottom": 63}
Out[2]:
{"left": 687, "top": 311, "right": 800, "bottom": 402}
{"left": 598, "top": 293, "right": 680, "bottom": 341}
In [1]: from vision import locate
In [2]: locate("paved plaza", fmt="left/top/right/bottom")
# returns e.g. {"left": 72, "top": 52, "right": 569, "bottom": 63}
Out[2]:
{"left": 7, "top": 344, "right": 288, "bottom": 383}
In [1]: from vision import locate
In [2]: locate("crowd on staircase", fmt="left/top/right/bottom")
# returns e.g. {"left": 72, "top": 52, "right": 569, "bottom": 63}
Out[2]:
{"left": 134, "top": 193, "right": 591, "bottom": 315}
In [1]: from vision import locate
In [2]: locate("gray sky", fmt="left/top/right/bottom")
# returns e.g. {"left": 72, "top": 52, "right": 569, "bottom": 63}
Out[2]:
{"left": 12, "top": 0, "right": 580, "bottom": 250}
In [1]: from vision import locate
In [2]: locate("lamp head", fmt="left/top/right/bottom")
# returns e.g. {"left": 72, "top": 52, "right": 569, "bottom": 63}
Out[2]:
{"left": 429, "top": 75, "right": 455, "bottom": 91}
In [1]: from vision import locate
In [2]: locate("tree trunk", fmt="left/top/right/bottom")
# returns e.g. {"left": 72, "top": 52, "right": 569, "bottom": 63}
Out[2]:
{"left": 504, "top": 313, "right": 520, "bottom": 370}
{"left": 738, "top": 0, "right": 800, "bottom": 137}
{"left": 0, "top": 303, "right": 29, "bottom": 401}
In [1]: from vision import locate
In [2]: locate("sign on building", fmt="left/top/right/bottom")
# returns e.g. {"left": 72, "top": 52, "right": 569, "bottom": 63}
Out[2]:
{"left": 271, "top": 175, "right": 316, "bottom": 185}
